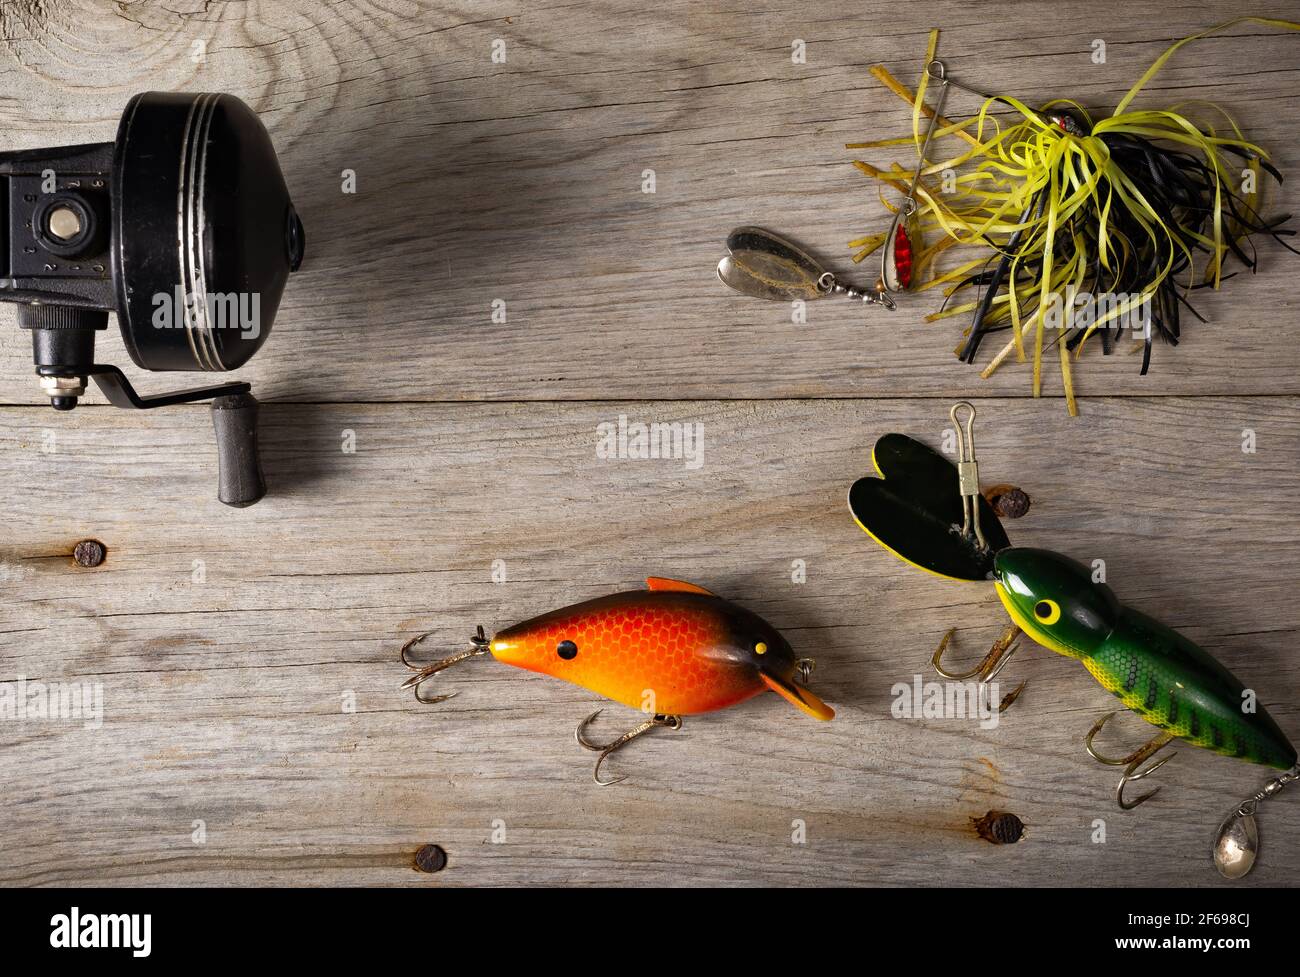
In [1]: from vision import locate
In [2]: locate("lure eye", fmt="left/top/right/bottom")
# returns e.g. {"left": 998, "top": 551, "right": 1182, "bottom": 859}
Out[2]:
{"left": 557, "top": 640, "right": 578, "bottom": 660}
{"left": 1033, "top": 600, "right": 1061, "bottom": 625}
{"left": 754, "top": 641, "right": 768, "bottom": 655}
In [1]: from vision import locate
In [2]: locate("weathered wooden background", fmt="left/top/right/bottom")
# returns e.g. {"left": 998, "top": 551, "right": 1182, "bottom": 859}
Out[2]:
{"left": 1, "top": 0, "right": 1298, "bottom": 886}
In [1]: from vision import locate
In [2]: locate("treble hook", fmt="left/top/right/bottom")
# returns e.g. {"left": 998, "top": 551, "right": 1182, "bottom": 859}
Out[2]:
{"left": 932, "top": 622, "right": 1026, "bottom": 711}
{"left": 926, "top": 58, "right": 1061, "bottom": 126}
{"left": 1085, "top": 711, "right": 1178, "bottom": 810}
{"left": 400, "top": 625, "right": 491, "bottom": 704}
{"left": 574, "top": 710, "right": 683, "bottom": 786}
{"left": 950, "top": 401, "right": 986, "bottom": 550}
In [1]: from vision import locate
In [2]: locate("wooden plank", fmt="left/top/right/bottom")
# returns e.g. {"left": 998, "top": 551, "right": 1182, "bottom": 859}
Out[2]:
{"left": 1, "top": 1, "right": 1299, "bottom": 404}
{"left": 1, "top": 396, "right": 1296, "bottom": 885}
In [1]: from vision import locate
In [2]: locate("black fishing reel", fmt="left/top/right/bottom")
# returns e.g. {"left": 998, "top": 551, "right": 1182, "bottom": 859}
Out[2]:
{"left": 1, "top": 92, "right": 304, "bottom": 507}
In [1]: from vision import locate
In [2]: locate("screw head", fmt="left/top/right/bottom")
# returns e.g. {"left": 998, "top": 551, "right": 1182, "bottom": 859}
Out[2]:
{"left": 984, "top": 484, "right": 1032, "bottom": 519}
{"left": 972, "top": 810, "right": 1025, "bottom": 844}
{"left": 994, "top": 488, "right": 1031, "bottom": 519}
{"left": 73, "top": 539, "right": 106, "bottom": 568}
{"left": 413, "top": 843, "right": 447, "bottom": 873}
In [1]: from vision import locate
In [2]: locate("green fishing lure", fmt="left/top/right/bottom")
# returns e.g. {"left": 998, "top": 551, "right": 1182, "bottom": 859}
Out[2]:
{"left": 848, "top": 403, "right": 1297, "bottom": 878}
{"left": 995, "top": 546, "right": 1294, "bottom": 772}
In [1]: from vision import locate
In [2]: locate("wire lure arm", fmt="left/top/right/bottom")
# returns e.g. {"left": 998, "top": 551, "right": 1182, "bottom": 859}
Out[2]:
{"left": 925, "top": 58, "right": 1085, "bottom": 135}
{"left": 950, "top": 401, "right": 986, "bottom": 549}
{"left": 400, "top": 625, "right": 491, "bottom": 704}
{"left": 879, "top": 60, "right": 951, "bottom": 297}
{"left": 923, "top": 401, "right": 1028, "bottom": 710}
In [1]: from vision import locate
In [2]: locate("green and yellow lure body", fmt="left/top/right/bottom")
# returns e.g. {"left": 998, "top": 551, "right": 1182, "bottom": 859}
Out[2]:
{"left": 848, "top": 430, "right": 1296, "bottom": 772}
{"left": 994, "top": 547, "right": 1295, "bottom": 770}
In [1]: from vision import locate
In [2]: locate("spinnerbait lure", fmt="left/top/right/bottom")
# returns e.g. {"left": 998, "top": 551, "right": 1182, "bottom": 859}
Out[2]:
{"left": 847, "top": 402, "right": 1297, "bottom": 878}
{"left": 720, "top": 19, "right": 1300, "bottom": 416}
{"left": 399, "top": 577, "right": 834, "bottom": 785}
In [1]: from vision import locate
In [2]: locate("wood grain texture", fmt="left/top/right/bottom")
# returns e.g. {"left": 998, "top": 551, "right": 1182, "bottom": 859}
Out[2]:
{"left": 0, "top": 0, "right": 1299, "bottom": 887}
{"left": 0, "top": 0, "right": 1299, "bottom": 403}
{"left": 1, "top": 397, "right": 1297, "bottom": 886}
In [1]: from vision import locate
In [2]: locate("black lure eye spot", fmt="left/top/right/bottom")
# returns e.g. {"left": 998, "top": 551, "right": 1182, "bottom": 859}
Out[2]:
{"left": 557, "top": 640, "right": 578, "bottom": 660}
{"left": 1033, "top": 599, "right": 1061, "bottom": 625}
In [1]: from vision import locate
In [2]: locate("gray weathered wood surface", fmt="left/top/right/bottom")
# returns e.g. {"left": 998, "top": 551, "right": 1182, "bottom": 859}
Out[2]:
{"left": 1, "top": 1, "right": 1299, "bottom": 887}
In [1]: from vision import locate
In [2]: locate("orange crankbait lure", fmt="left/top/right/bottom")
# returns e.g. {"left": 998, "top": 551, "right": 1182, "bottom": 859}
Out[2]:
{"left": 399, "top": 577, "right": 834, "bottom": 784}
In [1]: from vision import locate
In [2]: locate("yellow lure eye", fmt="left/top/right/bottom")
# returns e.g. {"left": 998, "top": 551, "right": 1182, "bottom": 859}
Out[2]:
{"left": 1033, "top": 599, "right": 1061, "bottom": 625}
{"left": 754, "top": 642, "right": 768, "bottom": 655}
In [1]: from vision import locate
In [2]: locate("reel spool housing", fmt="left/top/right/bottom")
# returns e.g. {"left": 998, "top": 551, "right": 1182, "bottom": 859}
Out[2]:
{"left": 1, "top": 92, "right": 304, "bottom": 507}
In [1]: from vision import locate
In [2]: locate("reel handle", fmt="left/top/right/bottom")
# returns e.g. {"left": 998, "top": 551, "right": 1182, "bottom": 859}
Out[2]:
{"left": 211, "top": 392, "right": 267, "bottom": 508}
{"left": 76, "top": 366, "right": 267, "bottom": 508}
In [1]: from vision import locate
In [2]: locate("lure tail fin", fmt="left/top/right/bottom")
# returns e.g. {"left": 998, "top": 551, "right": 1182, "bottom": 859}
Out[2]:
{"left": 760, "top": 670, "right": 835, "bottom": 721}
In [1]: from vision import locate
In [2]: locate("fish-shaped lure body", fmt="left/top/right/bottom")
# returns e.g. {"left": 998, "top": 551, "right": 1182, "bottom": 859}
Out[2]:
{"left": 848, "top": 430, "right": 1295, "bottom": 772}
{"left": 995, "top": 548, "right": 1296, "bottom": 770}
{"left": 489, "top": 577, "right": 834, "bottom": 720}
